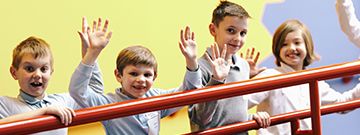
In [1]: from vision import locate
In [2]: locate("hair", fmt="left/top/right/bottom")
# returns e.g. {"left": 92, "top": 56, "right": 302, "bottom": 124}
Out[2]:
{"left": 272, "top": 19, "right": 320, "bottom": 69}
{"left": 211, "top": 0, "right": 251, "bottom": 27}
{"left": 12, "top": 36, "right": 54, "bottom": 70}
{"left": 116, "top": 45, "right": 157, "bottom": 76}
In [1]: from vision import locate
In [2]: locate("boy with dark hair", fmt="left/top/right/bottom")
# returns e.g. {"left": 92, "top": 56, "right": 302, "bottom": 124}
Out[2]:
{"left": 180, "top": 1, "right": 270, "bottom": 134}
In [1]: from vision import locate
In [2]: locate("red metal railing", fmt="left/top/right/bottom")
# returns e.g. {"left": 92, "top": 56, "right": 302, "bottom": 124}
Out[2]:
{"left": 1, "top": 60, "right": 360, "bottom": 134}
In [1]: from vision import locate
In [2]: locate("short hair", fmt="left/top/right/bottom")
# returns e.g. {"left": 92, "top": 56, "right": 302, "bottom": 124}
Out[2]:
{"left": 116, "top": 45, "right": 157, "bottom": 76}
{"left": 272, "top": 19, "right": 320, "bottom": 69}
{"left": 211, "top": 0, "right": 251, "bottom": 27}
{"left": 12, "top": 36, "right": 54, "bottom": 70}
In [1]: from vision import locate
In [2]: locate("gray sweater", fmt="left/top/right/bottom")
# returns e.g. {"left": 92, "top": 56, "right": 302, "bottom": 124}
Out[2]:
{"left": 188, "top": 47, "right": 252, "bottom": 135}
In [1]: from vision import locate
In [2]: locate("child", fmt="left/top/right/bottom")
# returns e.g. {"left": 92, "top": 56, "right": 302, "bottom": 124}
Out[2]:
{"left": 0, "top": 33, "right": 103, "bottom": 134}
{"left": 182, "top": 1, "right": 270, "bottom": 134}
{"left": 247, "top": 19, "right": 360, "bottom": 135}
{"left": 68, "top": 17, "right": 203, "bottom": 135}
{"left": 336, "top": 0, "right": 360, "bottom": 48}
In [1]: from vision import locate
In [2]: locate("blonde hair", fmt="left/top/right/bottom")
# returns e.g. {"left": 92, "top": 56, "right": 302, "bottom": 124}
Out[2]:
{"left": 116, "top": 45, "right": 157, "bottom": 76}
{"left": 12, "top": 36, "right": 53, "bottom": 70}
{"left": 272, "top": 19, "right": 320, "bottom": 69}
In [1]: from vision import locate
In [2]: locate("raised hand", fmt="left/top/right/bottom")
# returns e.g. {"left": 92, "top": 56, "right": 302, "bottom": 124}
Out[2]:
{"left": 206, "top": 42, "right": 232, "bottom": 81}
{"left": 45, "top": 106, "right": 76, "bottom": 126}
{"left": 82, "top": 17, "right": 113, "bottom": 66}
{"left": 240, "top": 47, "right": 267, "bottom": 78}
{"left": 179, "top": 25, "right": 198, "bottom": 71}
{"left": 77, "top": 16, "right": 90, "bottom": 58}
{"left": 87, "top": 17, "right": 113, "bottom": 51}
{"left": 253, "top": 111, "right": 271, "bottom": 128}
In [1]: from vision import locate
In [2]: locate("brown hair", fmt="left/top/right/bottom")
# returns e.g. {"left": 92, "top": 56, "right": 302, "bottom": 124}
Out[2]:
{"left": 12, "top": 36, "right": 53, "bottom": 70}
{"left": 116, "top": 45, "right": 157, "bottom": 76}
{"left": 211, "top": 0, "right": 251, "bottom": 27}
{"left": 272, "top": 19, "right": 320, "bottom": 69}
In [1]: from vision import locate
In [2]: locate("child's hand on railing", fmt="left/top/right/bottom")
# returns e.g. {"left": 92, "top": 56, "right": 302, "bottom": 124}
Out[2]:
{"left": 253, "top": 111, "right": 270, "bottom": 129}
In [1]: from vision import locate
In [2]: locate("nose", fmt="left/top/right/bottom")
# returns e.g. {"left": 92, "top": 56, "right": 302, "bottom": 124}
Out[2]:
{"left": 233, "top": 33, "right": 241, "bottom": 42}
{"left": 136, "top": 75, "right": 145, "bottom": 83}
{"left": 289, "top": 43, "right": 296, "bottom": 50}
{"left": 32, "top": 69, "right": 41, "bottom": 79}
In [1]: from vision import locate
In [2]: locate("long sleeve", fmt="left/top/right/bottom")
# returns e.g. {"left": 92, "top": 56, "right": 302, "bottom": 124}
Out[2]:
{"left": 69, "top": 61, "right": 110, "bottom": 108}
{"left": 336, "top": 0, "right": 360, "bottom": 48}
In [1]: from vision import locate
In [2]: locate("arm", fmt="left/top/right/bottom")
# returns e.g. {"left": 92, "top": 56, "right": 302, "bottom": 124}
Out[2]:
{"left": 336, "top": 0, "right": 360, "bottom": 48}
{"left": 188, "top": 43, "right": 232, "bottom": 126}
{"left": 0, "top": 106, "right": 75, "bottom": 126}
{"left": 240, "top": 47, "right": 267, "bottom": 78}
{"left": 69, "top": 17, "right": 113, "bottom": 108}
{"left": 78, "top": 17, "right": 104, "bottom": 94}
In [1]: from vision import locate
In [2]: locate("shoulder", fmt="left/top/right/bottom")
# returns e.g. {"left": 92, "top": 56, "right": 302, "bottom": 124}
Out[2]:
{"left": 254, "top": 68, "right": 281, "bottom": 78}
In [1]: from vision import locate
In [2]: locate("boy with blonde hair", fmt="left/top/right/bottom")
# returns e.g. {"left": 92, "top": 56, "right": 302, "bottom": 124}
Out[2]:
{"left": 1, "top": 33, "right": 103, "bottom": 134}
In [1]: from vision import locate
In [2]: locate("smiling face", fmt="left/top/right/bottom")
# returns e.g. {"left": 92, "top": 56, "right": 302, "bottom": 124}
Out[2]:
{"left": 279, "top": 30, "right": 307, "bottom": 71}
{"left": 115, "top": 64, "right": 156, "bottom": 99}
{"left": 210, "top": 16, "right": 249, "bottom": 59}
{"left": 10, "top": 54, "right": 53, "bottom": 99}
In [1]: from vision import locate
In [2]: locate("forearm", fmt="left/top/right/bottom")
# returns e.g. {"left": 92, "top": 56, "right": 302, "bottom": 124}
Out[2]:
{"left": 0, "top": 108, "right": 47, "bottom": 124}
{"left": 336, "top": 0, "right": 360, "bottom": 48}
{"left": 188, "top": 101, "right": 218, "bottom": 126}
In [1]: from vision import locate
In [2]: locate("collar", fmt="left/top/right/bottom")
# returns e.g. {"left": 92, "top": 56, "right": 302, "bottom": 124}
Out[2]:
{"left": 279, "top": 62, "right": 297, "bottom": 73}
{"left": 17, "top": 90, "right": 49, "bottom": 105}
{"left": 116, "top": 87, "right": 138, "bottom": 101}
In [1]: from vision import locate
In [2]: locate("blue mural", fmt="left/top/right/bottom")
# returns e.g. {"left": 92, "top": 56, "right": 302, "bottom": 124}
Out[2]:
{"left": 260, "top": 0, "right": 360, "bottom": 134}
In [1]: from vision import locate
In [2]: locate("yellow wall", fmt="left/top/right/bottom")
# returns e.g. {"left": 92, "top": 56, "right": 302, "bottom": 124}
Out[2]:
{"left": 0, "top": 0, "right": 280, "bottom": 134}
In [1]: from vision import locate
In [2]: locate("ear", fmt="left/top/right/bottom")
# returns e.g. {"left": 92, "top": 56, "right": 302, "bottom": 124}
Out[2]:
{"left": 114, "top": 69, "right": 122, "bottom": 83}
{"left": 10, "top": 66, "right": 18, "bottom": 80}
{"left": 50, "top": 68, "right": 54, "bottom": 76}
{"left": 153, "top": 74, "right": 158, "bottom": 81}
{"left": 209, "top": 23, "right": 217, "bottom": 37}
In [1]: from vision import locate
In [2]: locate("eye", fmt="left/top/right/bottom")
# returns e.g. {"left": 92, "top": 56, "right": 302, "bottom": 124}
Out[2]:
{"left": 40, "top": 67, "right": 48, "bottom": 72}
{"left": 227, "top": 28, "right": 235, "bottom": 34}
{"left": 25, "top": 66, "right": 34, "bottom": 72}
{"left": 240, "top": 31, "right": 247, "bottom": 36}
{"left": 282, "top": 43, "right": 288, "bottom": 46}
{"left": 144, "top": 73, "right": 153, "bottom": 78}
{"left": 129, "top": 72, "right": 137, "bottom": 76}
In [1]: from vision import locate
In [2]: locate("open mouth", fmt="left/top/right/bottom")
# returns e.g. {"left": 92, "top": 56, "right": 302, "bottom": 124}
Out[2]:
{"left": 133, "top": 85, "right": 146, "bottom": 89}
{"left": 286, "top": 53, "right": 300, "bottom": 57}
{"left": 30, "top": 82, "right": 42, "bottom": 87}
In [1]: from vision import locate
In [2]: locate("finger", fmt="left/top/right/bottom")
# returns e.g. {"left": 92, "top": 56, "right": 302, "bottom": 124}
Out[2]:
{"left": 77, "top": 31, "right": 85, "bottom": 41}
{"left": 179, "top": 42, "right": 186, "bottom": 54}
{"left": 211, "top": 44, "right": 216, "bottom": 61}
{"left": 253, "top": 51, "right": 260, "bottom": 63}
{"left": 185, "top": 25, "right": 190, "bottom": 40}
{"left": 180, "top": 29, "right": 186, "bottom": 45}
{"left": 205, "top": 53, "right": 212, "bottom": 64}
{"left": 102, "top": 19, "right": 109, "bottom": 32}
{"left": 106, "top": 31, "right": 113, "bottom": 40}
{"left": 191, "top": 31, "right": 195, "bottom": 41}
{"left": 221, "top": 44, "right": 227, "bottom": 59}
{"left": 214, "top": 42, "right": 220, "bottom": 59}
{"left": 92, "top": 20, "right": 96, "bottom": 33}
{"left": 97, "top": 17, "right": 103, "bottom": 31}
{"left": 87, "top": 26, "right": 91, "bottom": 37}
{"left": 240, "top": 52, "right": 243, "bottom": 58}
{"left": 82, "top": 16, "right": 88, "bottom": 33}
{"left": 246, "top": 47, "right": 250, "bottom": 59}
{"left": 63, "top": 108, "right": 70, "bottom": 126}
{"left": 250, "top": 47, "right": 255, "bottom": 59}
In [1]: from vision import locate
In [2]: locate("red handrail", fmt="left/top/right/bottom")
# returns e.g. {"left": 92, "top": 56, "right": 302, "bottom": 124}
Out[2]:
{"left": 184, "top": 98, "right": 360, "bottom": 135}
{"left": 1, "top": 60, "right": 360, "bottom": 134}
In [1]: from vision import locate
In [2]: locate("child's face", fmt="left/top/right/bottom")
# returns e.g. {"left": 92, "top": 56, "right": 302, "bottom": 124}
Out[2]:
{"left": 10, "top": 54, "right": 53, "bottom": 99}
{"left": 210, "top": 16, "right": 249, "bottom": 55}
{"left": 115, "top": 64, "right": 156, "bottom": 99}
{"left": 280, "top": 30, "right": 307, "bottom": 70}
